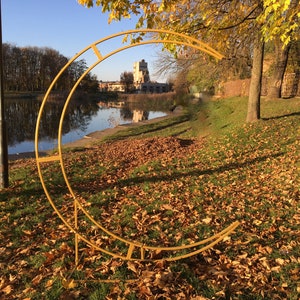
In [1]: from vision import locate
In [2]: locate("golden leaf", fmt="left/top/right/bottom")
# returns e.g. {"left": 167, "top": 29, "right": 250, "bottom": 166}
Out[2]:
{"left": 253, "top": 219, "right": 262, "bottom": 226}
{"left": 161, "top": 204, "right": 173, "bottom": 210}
{"left": 259, "top": 257, "right": 270, "bottom": 270}
{"left": 9, "top": 274, "right": 17, "bottom": 282}
{"left": 45, "top": 279, "right": 54, "bottom": 288}
{"left": 62, "top": 278, "right": 77, "bottom": 289}
{"left": 202, "top": 217, "right": 212, "bottom": 224}
{"left": 3, "top": 285, "right": 12, "bottom": 295}
{"left": 271, "top": 266, "right": 281, "bottom": 273}
{"left": 275, "top": 258, "right": 285, "bottom": 265}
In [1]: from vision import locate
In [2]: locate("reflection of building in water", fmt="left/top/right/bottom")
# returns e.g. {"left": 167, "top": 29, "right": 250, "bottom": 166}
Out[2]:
{"left": 97, "top": 101, "right": 125, "bottom": 108}
{"left": 97, "top": 102, "right": 149, "bottom": 124}
{"left": 99, "top": 59, "right": 169, "bottom": 93}
{"left": 132, "top": 110, "right": 149, "bottom": 123}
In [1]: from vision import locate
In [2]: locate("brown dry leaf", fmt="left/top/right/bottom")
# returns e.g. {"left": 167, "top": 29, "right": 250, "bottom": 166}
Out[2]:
{"left": 9, "top": 274, "right": 17, "bottom": 283}
{"left": 202, "top": 217, "right": 212, "bottom": 224}
{"left": 153, "top": 271, "right": 174, "bottom": 289}
{"left": 275, "top": 258, "right": 285, "bottom": 265}
{"left": 32, "top": 274, "right": 43, "bottom": 286}
{"left": 109, "top": 284, "right": 122, "bottom": 296}
{"left": 265, "top": 246, "right": 273, "bottom": 254}
{"left": 161, "top": 204, "right": 173, "bottom": 210}
{"left": 127, "top": 261, "right": 138, "bottom": 274}
{"left": 19, "top": 247, "right": 31, "bottom": 255}
{"left": 0, "top": 277, "right": 5, "bottom": 289}
{"left": 23, "top": 229, "right": 32, "bottom": 235}
{"left": 59, "top": 242, "right": 73, "bottom": 253}
{"left": 138, "top": 285, "right": 153, "bottom": 297}
{"left": 253, "top": 219, "right": 262, "bottom": 226}
{"left": 259, "top": 257, "right": 270, "bottom": 270}
{"left": 45, "top": 279, "right": 54, "bottom": 289}
{"left": 271, "top": 266, "right": 281, "bottom": 273}
{"left": 22, "top": 287, "right": 35, "bottom": 294}
{"left": 44, "top": 251, "right": 56, "bottom": 264}
{"left": 2, "top": 284, "right": 13, "bottom": 295}
{"left": 110, "top": 260, "right": 123, "bottom": 272}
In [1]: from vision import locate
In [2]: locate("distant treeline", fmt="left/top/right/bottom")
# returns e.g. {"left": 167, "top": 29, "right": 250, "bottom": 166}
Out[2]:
{"left": 2, "top": 43, "right": 99, "bottom": 93}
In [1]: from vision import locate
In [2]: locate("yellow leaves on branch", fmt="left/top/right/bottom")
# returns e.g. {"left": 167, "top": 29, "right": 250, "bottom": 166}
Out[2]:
{"left": 263, "top": 0, "right": 291, "bottom": 12}
{"left": 77, "top": 0, "right": 299, "bottom": 45}
{"left": 260, "top": 0, "right": 300, "bottom": 45}
{"left": 77, "top": 0, "right": 95, "bottom": 8}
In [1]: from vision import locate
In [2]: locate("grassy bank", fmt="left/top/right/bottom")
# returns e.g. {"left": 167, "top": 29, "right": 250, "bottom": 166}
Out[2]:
{"left": 0, "top": 97, "right": 299, "bottom": 299}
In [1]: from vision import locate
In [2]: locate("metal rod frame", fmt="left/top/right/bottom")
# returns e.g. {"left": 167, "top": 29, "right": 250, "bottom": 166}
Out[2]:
{"left": 35, "top": 29, "right": 238, "bottom": 276}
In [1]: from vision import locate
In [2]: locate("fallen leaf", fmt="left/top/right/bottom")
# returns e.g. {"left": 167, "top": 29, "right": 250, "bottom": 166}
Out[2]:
{"left": 62, "top": 278, "right": 77, "bottom": 289}
{"left": 32, "top": 274, "right": 43, "bottom": 286}
{"left": 45, "top": 279, "right": 54, "bottom": 288}
{"left": 127, "top": 261, "right": 138, "bottom": 273}
{"left": 275, "top": 258, "right": 285, "bottom": 265}
{"left": 2, "top": 284, "right": 12, "bottom": 295}
{"left": 202, "top": 217, "right": 212, "bottom": 224}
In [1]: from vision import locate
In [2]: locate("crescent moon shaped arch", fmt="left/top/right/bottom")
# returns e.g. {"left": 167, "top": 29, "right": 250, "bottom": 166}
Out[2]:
{"left": 35, "top": 29, "right": 238, "bottom": 264}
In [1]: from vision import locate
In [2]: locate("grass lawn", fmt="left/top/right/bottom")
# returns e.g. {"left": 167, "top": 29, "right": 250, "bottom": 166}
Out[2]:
{"left": 0, "top": 96, "right": 299, "bottom": 299}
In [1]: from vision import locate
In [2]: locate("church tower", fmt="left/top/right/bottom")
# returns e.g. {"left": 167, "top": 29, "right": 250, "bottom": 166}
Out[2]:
{"left": 133, "top": 59, "right": 150, "bottom": 83}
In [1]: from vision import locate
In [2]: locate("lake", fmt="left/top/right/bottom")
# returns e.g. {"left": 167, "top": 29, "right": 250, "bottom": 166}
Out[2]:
{"left": 6, "top": 97, "right": 170, "bottom": 155}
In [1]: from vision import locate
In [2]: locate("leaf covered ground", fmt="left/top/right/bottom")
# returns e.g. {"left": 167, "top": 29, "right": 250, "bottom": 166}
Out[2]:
{"left": 0, "top": 97, "right": 299, "bottom": 299}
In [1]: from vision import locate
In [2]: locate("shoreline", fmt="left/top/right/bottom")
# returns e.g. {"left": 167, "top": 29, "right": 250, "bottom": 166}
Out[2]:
{"left": 8, "top": 107, "right": 183, "bottom": 161}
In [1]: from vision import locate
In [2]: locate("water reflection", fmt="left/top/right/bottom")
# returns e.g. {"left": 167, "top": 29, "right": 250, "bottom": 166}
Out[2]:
{"left": 6, "top": 97, "right": 168, "bottom": 154}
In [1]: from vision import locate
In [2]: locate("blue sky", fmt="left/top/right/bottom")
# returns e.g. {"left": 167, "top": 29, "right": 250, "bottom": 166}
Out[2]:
{"left": 2, "top": 0, "right": 164, "bottom": 81}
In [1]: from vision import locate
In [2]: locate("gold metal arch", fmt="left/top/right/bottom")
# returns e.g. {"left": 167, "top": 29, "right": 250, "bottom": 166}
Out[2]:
{"left": 35, "top": 29, "right": 238, "bottom": 268}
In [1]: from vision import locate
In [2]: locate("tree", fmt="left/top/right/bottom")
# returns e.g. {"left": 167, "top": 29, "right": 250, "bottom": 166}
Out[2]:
{"left": 258, "top": 0, "right": 300, "bottom": 46}
{"left": 2, "top": 44, "right": 98, "bottom": 93}
{"left": 80, "top": 73, "right": 100, "bottom": 93}
{"left": 120, "top": 71, "right": 134, "bottom": 93}
{"left": 267, "top": 38, "right": 291, "bottom": 98}
{"left": 287, "top": 41, "right": 300, "bottom": 97}
{"left": 78, "top": 0, "right": 299, "bottom": 44}
{"left": 78, "top": 0, "right": 299, "bottom": 122}
{"left": 259, "top": 0, "right": 299, "bottom": 99}
{"left": 247, "top": 35, "right": 264, "bottom": 122}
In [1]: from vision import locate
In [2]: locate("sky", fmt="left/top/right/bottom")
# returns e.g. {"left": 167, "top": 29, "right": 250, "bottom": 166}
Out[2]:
{"left": 1, "top": 0, "right": 165, "bottom": 82}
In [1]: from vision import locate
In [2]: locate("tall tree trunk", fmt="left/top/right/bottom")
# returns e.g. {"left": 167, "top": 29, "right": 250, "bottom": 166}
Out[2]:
{"left": 268, "top": 39, "right": 291, "bottom": 98}
{"left": 246, "top": 37, "right": 264, "bottom": 123}
{"left": 290, "top": 41, "right": 300, "bottom": 97}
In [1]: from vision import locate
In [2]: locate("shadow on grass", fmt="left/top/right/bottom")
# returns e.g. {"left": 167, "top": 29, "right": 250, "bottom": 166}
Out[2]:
{"left": 2, "top": 175, "right": 68, "bottom": 201}
{"left": 71, "top": 151, "right": 284, "bottom": 194}
{"left": 105, "top": 114, "right": 190, "bottom": 141}
{"left": 116, "top": 151, "right": 284, "bottom": 188}
{"left": 262, "top": 111, "right": 300, "bottom": 120}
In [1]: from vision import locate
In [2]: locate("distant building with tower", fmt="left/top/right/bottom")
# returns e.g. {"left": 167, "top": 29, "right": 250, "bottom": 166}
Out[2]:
{"left": 133, "top": 59, "right": 150, "bottom": 83}
{"left": 99, "top": 59, "right": 169, "bottom": 93}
